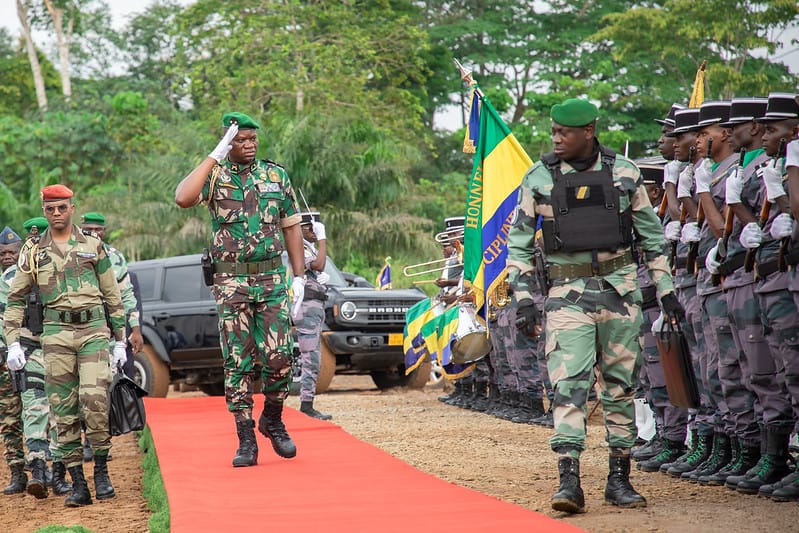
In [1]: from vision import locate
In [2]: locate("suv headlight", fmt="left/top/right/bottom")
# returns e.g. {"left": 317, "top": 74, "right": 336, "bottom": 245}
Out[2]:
{"left": 340, "top": 301, "right": 357, "bottom": 320}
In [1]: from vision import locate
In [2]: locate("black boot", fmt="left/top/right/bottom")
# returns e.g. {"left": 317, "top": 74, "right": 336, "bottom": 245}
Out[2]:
{"left": 258, "top": 401, "right": 297, "bottom": 458}
{"left": 65, "top": 465, "right": 92, "bottom": 507}
{"left": 605, "top": 450, "right": 647, "bottom": 507}
{"left": 300, "top": 400, "right": 333, "bottom": 421}
{"left": 637, "top": 438, "right": 686, "bottom": 473}
{"left": 512, "top": 395, "right": 545, "bottom": 424}
{"left": 551, "top": 456, "right": 585, "bottom": 514}
{"left": 451, "top": 381, "right": 473, "bottom": 408}
{"left": 3, "top": 463, "right": 27, "bottom": 495}
{"left": 769, "top": 471, "right": 799, "bottom": 502}
{"left": 684, "top": 433, "right": 731, "bottom": 482}
{"left": 438, "top": 381, "right": 461, "bottom": 404}
{"left": 632, "top": 436, "right": 665, "bottom": 462}
{"left": 93, "top": 454, "right": 115, "bottom": 500}
{"left": 26, "top": 458, "right": 48, "bottom": 499}
{"left": 232, "top": 419, "right": 259, "bottom": 467}
{"left": 469, "top": 382, "right": 490, "bottom": 412}
{"left": 667, "top": 433, "right": 712, "bottom": 477}
{"left": 51, "top": 461, "right": 72, "bottom": 496}
{"left": 737, "top": 428, "right": 791, "bottom": 495}
{"left": 700, "top": 437, "right": 740, "bottom": 486}
{"left": 532, "top": 407, "right": 554, "bottom": 428}
{"left": 82, "top": 439, "right": 93, "bottom": 463}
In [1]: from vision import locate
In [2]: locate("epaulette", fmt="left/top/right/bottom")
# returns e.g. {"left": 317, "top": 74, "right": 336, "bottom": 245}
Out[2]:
{"left": 263, "top": 159, "right": 285, "bottom": 170}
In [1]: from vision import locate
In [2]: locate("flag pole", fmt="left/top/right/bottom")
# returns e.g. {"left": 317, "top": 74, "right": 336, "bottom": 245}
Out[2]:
{"left": 453, "top": 58, "right": 483, "bottom": 97}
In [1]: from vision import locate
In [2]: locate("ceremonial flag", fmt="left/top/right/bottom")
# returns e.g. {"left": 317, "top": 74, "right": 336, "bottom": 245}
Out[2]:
{"left": 376, "top": 256, "right": 392, "bottom": 290}
{"left": 689, "top": 60, "right": 707, "bottom": 108}
{"left": 462, "top": 96, "right": 533, "bottom": 313}
{"left": 403, "top": 298, "right": 434, "bottom": 373}
{"left": 462, "top": 88, "right": 481, "bottom": 154}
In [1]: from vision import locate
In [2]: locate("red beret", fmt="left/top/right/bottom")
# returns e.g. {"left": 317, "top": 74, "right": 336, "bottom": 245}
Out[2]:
{"left": 40, "top": 184, "right": 74, "bottom": 201}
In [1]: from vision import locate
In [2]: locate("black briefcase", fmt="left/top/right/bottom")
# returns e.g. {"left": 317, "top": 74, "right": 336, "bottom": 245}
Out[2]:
{"left": 655, "top": 321, "right": 700, "bottom": 408}
{"left": 109, "top": 372, "right": 149, "bottom": 436}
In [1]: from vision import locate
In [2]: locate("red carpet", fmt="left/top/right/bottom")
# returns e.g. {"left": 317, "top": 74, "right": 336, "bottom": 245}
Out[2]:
{"left": 144, "top": 396, "right": 581, "bottom": 532}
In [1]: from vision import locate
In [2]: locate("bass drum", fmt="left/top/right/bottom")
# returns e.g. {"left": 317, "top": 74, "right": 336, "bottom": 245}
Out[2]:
{"left": 450, "top": 304, "right": 491, "bottom": 364}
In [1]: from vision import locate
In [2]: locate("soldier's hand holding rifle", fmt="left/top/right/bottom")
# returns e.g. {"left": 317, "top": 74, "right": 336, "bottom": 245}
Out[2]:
{"left": 660, "top": 292, "right": 685, "bottom": 326}
{"left": 6, "top": 342, "right": 25, "bottom": 371}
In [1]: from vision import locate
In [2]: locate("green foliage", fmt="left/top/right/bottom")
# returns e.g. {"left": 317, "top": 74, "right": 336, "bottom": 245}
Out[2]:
{"left": 34, "top": 527, "right": 94, "bottom": 533}
{"left": 139, "top": 427, "right": 170, "bottom": 533}
{"left": 0, "top": 28, "right": 61, "bottom": 115}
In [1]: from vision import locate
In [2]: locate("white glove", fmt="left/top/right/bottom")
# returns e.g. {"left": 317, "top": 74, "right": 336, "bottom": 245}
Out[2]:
{"left": 112, "top": 341, "right": 127, "bottom": 368}
{"left": 739, "top": 222, "right": 763, "bottom": 249}
{"left": 786, "top": 138, "right": 799, "bottom": 169}
{"left": 677, "top": 165, "right": 694, "bottom": 199}
{"left": 680, "top": 222, "right": 701, "bottom": 243}
{"left": 312, "top": 221, "right": 326, "bottom": 241}
{"left": 694, "top": 159, "right": 713, "bottom": 194}
{"left": 650, "top": 312, "right": 665, "bottom": 335}
{"left": 664, "top": 220, "right": 682, "bottom": 242}
{"left": 290, "top": 276, "right": 306, "bottom": 320}
{"left": 762, "top": 164, "right": 786, "bottom": 202}
{"left": 705, "top": 242, "right": 721, "bottom": 274}
{"left": 315, "top": 271, "right": 330, "bottom": 285}
{"left": 208, "top": 124, "right": 239, "bottom": 162}
{"left": 663, "top": 160, "right": 682, "bottom": 186}
{"left": 725, "top": 166, "right": 744, "bottom": 204}
{"left": 770, "top": 213, "right": 794, "bottom": 240}
{"left": 6, "top": 342, "right": 25, "bottom": 371}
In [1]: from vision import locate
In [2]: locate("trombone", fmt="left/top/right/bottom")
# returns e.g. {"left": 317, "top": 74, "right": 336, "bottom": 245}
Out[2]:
{"left": 434, "top": 228, "right": 464, "bottom": 244}
{"left": 402, "top": 257, "right": 463, "bottom": 278}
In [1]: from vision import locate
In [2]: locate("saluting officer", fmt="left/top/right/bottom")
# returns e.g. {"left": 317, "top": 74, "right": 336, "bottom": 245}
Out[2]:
{"left": 507, "top": 98, "right": 684, "bottom": 514}
{"left": 4, "top": 184, "right": 127, "bottom": 507}
{"left": 175, "top": 112, "right": 306, "bottom": 468}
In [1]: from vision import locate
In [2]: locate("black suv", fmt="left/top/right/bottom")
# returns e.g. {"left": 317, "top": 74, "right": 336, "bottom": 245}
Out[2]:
{"left": 128, "top": 254, "right": 429, "bottom": 397}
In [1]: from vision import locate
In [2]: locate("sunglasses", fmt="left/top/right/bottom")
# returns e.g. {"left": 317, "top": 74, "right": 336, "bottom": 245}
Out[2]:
{"left": 44, "top": 203, "right": 70, "bottom": 214}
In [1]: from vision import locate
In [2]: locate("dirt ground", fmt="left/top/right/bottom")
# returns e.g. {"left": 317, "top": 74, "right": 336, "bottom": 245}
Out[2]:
{"left": 2, "top": 375, "right": 799, "bottom": 532}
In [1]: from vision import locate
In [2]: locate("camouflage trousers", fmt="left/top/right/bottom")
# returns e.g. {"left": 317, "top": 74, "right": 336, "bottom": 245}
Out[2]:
{"left": 677, "top": 285, "right": 714, "bottom": 437}
{"left": 545, "top": 278, "right": 642, "bottom": 455}
{"left": 488, "top": 306, "right": 518, "bottom": 392}
{"left": 700, "top": 290, "right": 731, "bottom": 434}
{"left": 727, "top": 280, "right": 791, "bottom": 440}
{"left": 755, "top": 275, "right": 799, "bottom": 431}
{"left": 496, "top": 304, "right": 549, "bottom": 399}
{"left": 0, "top": 370, "right": 23, "bottom": 466}
{"left": 213, "top": 271, "right": 293, "bottom": 422}
{"left": 639, "top": 306, "right": 688, "bottom": 442}
{"left": 296, "top": 299, "right": 325, "bottom": 403}
{"left": 42, "top": 318, "right": 113, "bottom": 468}
{"left": 20, "top": 342, "right": 56, "bottom": 461}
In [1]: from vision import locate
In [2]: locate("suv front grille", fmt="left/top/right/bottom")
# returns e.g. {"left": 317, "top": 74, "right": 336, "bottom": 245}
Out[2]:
{"left": 344, "top": 299, "right": 422, "bottom": 327}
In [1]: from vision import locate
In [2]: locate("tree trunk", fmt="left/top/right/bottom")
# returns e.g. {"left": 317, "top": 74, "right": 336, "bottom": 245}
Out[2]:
{"left": 16, "top": 0, "right": 47, "bottom": 110}
{"left": 43, "top": 0, "right": 72, "bottom": 100}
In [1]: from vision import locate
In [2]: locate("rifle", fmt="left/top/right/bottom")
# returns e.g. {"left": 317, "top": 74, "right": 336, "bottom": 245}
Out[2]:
{"left": 687, "top": 139, "right": 712, "bottom": 276}
{"left": 673, "top": 146, "right": 695, "bottom": 274}
{"left": 712, "top": 148, "right": 746, "bottom": 286}
{"left": 10, "top": 369, "right": 27, "bottom": 394}
{"left": 744, "top": 138, "right": 785, "bottom": 273}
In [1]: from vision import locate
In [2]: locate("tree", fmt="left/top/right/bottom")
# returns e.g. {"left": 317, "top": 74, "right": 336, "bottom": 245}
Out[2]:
{"left": 17, "top": 0, "right": 47, "bottom": 109}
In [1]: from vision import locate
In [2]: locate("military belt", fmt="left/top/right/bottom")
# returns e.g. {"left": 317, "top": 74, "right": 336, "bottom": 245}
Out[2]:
{"left": 755, "top": 260, "right": 779, "bottom": 280}
{"left": 548, "top": 250, "right": 634, "bottom": 280}
{"left": 43, "top": 304, "right": 105, "bottom": 325}
{"left": 716, "top": 254, "right": 745, "bottom": 276}
{"left": 672, "top": 257, "right": 687, "bottom": 269}
{"left": 214, "top": 256, "right": 282, "bottom": 275}
{"left": 695, "top": 253, "right": 707, "bottom": 270}
{"left": 304, "top": 287, "right": 328, "bottom": 302}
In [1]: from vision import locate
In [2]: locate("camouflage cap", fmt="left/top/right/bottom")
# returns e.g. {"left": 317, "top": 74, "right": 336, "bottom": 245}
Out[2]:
{"left": 222, "top": 112, "right": 261, "bottom": 129}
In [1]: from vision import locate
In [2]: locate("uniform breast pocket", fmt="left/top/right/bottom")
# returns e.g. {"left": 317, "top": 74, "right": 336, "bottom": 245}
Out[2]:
{"left": 213, "top": 185, "right": 245, "bottom": 225}
{"left": 255, "top": 182, "right": 283, "bottom": 225}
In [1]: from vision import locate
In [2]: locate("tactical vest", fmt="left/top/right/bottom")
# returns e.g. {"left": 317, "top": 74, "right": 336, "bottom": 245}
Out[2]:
{"left": 540, "top": 146, "right": 633, "bottom": 255}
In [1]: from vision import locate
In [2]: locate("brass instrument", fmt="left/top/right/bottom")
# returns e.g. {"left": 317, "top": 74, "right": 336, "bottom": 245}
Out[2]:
{"left": 434, "top": 229, "right": 464, "bottom": 244}
{"left": 487, "top": 273, "right": 511, "bottom": 309}
{"left": 402, "top": 257, "right": 463, "bottom": 278}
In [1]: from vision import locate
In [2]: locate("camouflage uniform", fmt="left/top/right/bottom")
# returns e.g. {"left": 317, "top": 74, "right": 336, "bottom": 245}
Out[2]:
{"left": 0, "top": 264, "right": 53, "bottom": 462}
{"left": 201, "top": 159, "right": 301, "bottom": 421}
{"left": 3, "top": 225, "right": 125, "bottom": 468}
{"left": 508, "top": 148, "right": 675, "bottom": 456}
{"left": 297, "top": 240, "right": 327, "bottom": 402}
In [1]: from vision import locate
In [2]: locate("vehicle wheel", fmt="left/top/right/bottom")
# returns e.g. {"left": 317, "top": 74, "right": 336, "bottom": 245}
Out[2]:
{"left": 370, "top": 367, "right": 409, "bottom": 390}
{"left": 316, "top": 339, "right": 336, "bottom": 394}
{"left": 406, "top": 360, "right": 431, "bottom": 390}
{"left": 134, "top": 345, "right": 170, "bottom": 398}
{"left": 199, "top": 382, "right": 225, "bottom": 396}
{"left": 427, "top": 358, "right": 445, "bottom": 389}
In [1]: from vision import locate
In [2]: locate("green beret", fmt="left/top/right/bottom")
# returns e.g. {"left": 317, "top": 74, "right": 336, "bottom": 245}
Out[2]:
{"left": 222, "top": 112, "right": 261, "bottom": 130}
{"left": 82, "top": 212, "right": 106, "bottom": 225}
{"left": 23, "top": 217, "right": 48, "bottom": 233}
{"left": 551, "top": 98, "right": 599, "bottom": 127}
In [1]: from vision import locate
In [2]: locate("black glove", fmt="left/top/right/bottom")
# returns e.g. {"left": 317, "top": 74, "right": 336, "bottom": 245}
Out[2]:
{"left": 515, "top": 298, "right": 542, "bottom": 337}
{"left": 660, "top": 292, "right": 685, "bottom": 324}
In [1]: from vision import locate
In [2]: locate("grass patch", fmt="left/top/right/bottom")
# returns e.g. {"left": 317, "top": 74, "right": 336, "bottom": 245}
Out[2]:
{"left": 139, "top": 426, "right": 170, "bottom": 533}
